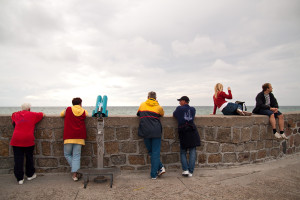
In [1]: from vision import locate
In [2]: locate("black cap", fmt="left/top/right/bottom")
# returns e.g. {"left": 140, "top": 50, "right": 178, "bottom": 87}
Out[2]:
{"left": 177, "top": 96, "right": 190, "bottom": 102}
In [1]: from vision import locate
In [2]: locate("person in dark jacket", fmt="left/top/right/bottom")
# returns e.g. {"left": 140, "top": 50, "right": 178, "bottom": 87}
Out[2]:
{"left": 137, "top": 91, "right": 165, "bottom": 179}
{"left": 173, "top": 96, "right": 201, "bottom": 177}
{"left": 253, "top": 83, "right": 287, "bottom": 139}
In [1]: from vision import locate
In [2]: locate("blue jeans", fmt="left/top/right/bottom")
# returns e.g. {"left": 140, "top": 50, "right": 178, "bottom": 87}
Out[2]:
{"left": 64, "top": 144, "right": 82, "bottom": 173}
{"left": 222, "top": 103, "right": 242, "bottom": 115}
{"left": 258, "top": 109, "right": 282, "bottom": 118}
{"left": 180, "top": 146, "right": 196, "bottom": 174}
{"left": 144, "top": 138, "right": 163, "bottom": 178}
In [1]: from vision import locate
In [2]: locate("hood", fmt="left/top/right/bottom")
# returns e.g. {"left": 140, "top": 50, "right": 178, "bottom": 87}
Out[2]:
{"left": 71, "top": 105, "right": 85, "bottom": 116}
{"left": 145, "top": 98, "right": 159, "bottom": 107}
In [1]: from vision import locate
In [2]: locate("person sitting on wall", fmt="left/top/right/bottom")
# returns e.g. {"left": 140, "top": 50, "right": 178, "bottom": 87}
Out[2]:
{"left": 173, "top": 96, "right": 201, "bottom": 177}
{"left": 252, "top": 83, "right": 287, "bottom": 139}
{"left": 61, "top": 97, "right": 88, "bottom": 181}
{"left": 10, "top": 103, "right": 45, "bottom": 185}
{"left": 137, "top": 91, "right": 165, "bottom": 179}
{"left": 212, "top": 83, "right": 252, "bottom": 116}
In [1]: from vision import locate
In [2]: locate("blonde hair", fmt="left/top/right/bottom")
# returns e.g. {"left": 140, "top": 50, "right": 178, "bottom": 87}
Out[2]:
{"left": 214, "top": 83, "right": 223, "bottom": 98}
{"left": 21, "top": 103, "right": 31, "bottom": 111}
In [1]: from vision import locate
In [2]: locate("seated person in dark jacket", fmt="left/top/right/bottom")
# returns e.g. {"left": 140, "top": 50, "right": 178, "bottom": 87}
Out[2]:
{"left": 253, "top": 83, "right": 287, "bottom": 139}
{"left": 173, "top": 96, "right": 201, "bottom": 177}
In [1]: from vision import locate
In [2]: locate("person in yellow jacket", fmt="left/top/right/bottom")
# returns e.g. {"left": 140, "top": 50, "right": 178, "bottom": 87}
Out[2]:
{"left": 137, "top": 91, "right": 165, "bottom": 179}
{"left": 60, "top": 97, "right": 88, "bottom": 181}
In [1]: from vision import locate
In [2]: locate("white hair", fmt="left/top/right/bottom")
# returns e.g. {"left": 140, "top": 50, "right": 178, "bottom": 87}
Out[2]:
{"left": 21, "top": 103, "right": 31, "bottom": 111}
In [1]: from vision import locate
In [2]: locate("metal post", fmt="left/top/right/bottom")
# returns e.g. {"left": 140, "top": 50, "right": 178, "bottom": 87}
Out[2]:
{"left": 96, "top": 117, "right": 104, "bottom": 168}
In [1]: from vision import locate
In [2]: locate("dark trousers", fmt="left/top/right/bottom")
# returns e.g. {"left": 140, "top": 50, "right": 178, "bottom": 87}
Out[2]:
{"left": 12, "top": 146, "right": 35, "bottom": 181}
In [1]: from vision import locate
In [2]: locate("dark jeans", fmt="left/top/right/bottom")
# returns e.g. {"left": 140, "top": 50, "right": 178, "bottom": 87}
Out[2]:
{"left": 222, "top": 103, "right": 242, "bottom": 115}
{"left": 13, "top": 146, "right": 35, "bottom": 181}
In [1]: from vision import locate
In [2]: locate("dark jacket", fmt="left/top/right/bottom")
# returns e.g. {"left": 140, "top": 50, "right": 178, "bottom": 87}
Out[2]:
{"left": 137, "top": 98, "right": 164, "bottom": 138}
{"left": 173, "top": 104, "right": 201, "bottom": 149}
{"left": 252, "top": 91, "right": 279, "bottom": 114}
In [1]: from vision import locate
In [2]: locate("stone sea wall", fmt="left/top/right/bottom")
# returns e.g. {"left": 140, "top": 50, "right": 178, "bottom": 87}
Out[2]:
{"left": 0, "top": 113, "right": 300, "bottom": 174}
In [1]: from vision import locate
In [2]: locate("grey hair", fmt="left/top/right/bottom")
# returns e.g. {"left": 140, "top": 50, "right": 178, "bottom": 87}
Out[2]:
{"left": 148, "top": 91, "right": 156, "bottom": 99}
{"left": 21, "top": 103, "right": 31, "bottom": 111}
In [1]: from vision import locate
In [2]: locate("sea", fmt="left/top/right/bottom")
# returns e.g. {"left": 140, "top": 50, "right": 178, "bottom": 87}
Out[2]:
{"left": 1, "top": 106, "right": 300, "bottom": 116}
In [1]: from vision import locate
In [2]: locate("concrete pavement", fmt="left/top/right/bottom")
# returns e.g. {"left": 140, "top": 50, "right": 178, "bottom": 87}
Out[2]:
{"left": 0, "top": 153, "right": 299, "bottom": 200}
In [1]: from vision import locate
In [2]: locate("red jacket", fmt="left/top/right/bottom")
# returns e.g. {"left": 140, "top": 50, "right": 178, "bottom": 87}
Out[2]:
{"left": 213, "top": 90, "right": 232, "bottom": 114}
{"left": 10, "top": 111, "right": 43, "bottom": 147}
{"left": 63, "top": 107, "right": 87, "bottom": 140}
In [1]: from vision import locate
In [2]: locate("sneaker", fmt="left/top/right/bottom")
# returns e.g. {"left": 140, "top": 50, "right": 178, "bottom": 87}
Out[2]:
{"left": 158, "top": 167, "right": 166, "bottom": 176}
{"left": 72, "top": 176, "right": 78, "bottom": 181}
{"left": 236, "top": 109, "right": 245, "bottom": 116}
{"left": 281, "top": 133, "right": 288, "bottom": 140}
{"left": 274, "top": 132, "right": 282, "bottom": 139}
{"left": 27, "top": 173, "right": 36, "bottom": 181}
{"left": 243, "top": 111, "right": 252, "bottom": 116}
{"left": 151, "top": 176, "right": 157, "bottom": 180}
{"left": 182, "top": 170, "right": 189, "bottom": 177}
{"left": 188, "top": 172, "right": 193, "bottom": 177}
{"left": 18, "top": 179, "right": 24, "bottom": 185}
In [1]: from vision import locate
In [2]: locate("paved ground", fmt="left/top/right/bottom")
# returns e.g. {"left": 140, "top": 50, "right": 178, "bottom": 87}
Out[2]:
{"left": 1, "top": 153, "right": 300, "bottom": 200}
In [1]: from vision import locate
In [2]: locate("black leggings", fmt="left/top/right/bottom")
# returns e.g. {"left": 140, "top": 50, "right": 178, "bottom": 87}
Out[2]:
{"left": 13, "top": 146, "right": 35, "bottom": 181}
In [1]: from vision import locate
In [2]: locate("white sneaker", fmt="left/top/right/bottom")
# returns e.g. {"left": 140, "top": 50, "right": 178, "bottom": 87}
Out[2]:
{"left": 188, "top": 172, "right": 193, "bottom": 177}
{"left": 151, "top": 176, "right": 157, "bottom": 180}
{"left": 182, "top": 170, "right": 189, "bottom": 177}
{"left": 27, "top": 173, "right": 36, "bottom": 181}
{"left": 18, "top": 179, "right": 24, "bottom": 185}
{"left": 281, "top": 133, "right": 288, "bottom": 140}
{"left": 158, "top": 167, "right": 166, "bottom": 176}
{"left": 274, "top": 132, "right": 282, "bottom": 139}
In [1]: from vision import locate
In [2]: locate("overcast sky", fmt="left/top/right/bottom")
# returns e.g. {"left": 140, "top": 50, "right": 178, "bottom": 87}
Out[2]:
{"left": 0, "top": 0, "right": 299, "bottom": 107}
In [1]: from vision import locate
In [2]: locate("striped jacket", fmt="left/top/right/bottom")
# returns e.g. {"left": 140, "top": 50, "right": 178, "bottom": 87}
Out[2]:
{"left": 137, "top": 98, "right": 164, "bottom": 138}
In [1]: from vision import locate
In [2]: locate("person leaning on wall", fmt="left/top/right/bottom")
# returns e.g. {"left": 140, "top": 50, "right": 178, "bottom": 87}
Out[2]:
{"left": 60, "top": 97, "right": 88, "bottom": 181}
{"left": 137, "top": 91, "right": 166, "bottom": 179}
{"left": 10, "top": 103, "right": 45, "bottom": 185}
{"left": 212, "top": 83, "right": 252, "bottom": 116}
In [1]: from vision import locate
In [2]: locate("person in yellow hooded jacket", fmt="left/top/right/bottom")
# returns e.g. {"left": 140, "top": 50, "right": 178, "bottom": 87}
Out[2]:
{"left": 137, "top": 91, "right": 165, "bottom": 179}
{"left": 60, "top": 97, "right": 88, "bottom": 181}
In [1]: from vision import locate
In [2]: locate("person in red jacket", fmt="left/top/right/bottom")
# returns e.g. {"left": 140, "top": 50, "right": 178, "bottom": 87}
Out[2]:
{"left": 61, "top": 97, "right": 88, "bottom": 181}
{"left": 212, "top": 83, "right": 251, "bottom": 116}
{"left": 10, "top": 103, "right": 45, "bottom": 185}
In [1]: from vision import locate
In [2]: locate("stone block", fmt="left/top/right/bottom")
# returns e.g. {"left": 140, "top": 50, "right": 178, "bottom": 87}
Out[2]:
{"left": 216, "top": 128, "right": 231, "bottom": 143}
{"left": 257, "top": 141, "right": 264, "bottom": 150}
{"left": 270, "top": 148, "right": 280, "bottom": 157}
{"left": 37, "top": 158, "right": 58, "bottom": 167}
{"left": 86, "top": 128, "right": 97, "bottom": 141}
{"left": 221, "top": 144, "right": 235, "bottom": 152}
{"left": 81, "top": 156, "right": 91, "bottom": 167}
{"left": 244, "top": 142, "right": 256, "bottom": 151}
{"left": 104, "top": 142, "right": 119, "bottom": 154}
{"left": 35, "top": 129, "right": 53, "bottom": 140}
{"left": 293, "top": 129, "right": 297, "bottom": 134}
{"left": 0, "top": 157, "right": 14, "bottom": 169}
{"left": 251, "top": 125, "right": 260, "bottom": 141}
{"left": 0, "top": 127, "right": 13, "bottom": 138}
{"left": 238, "top": 152, "right": 250, "bottom": 163}
{"left": 232, "top": 128, "right": 240, "bottom": 144}
{"left": 197, "top": 126, "right": 204, "bottom": 140}
{"left": 163, "top": 127, "right": 174, "bottom": 139}
{"left": 52, "top": 141, "right": 64, "bottom": 156}
{"left": 223, "top": 153, "right": 237, "bottom": 163}
{"left": 285, "top": 128, "right": 293, "bottom": 136}
{"left": 53, "top": 128, "right": 64, "bottom": 140}
{"left": 116, "top": 127, "right": 130, "bottom": 140}
{"left": 137, "top": 165, "right": 150, "bottom": 170}
{"left": 208, "top": 154, "right": 222, "bottom": 163}
{"left": 82, "top": 143, "right": 93, "bottom": 156}
{"left": 198, "top": 154, "right": 207, "bottom": 164}
{"left": 104, "top": 127, "right": 115, "bottom": 141}
{"left": 206, "top": 142, "right": 219, "bottom": 153}
{"left": 161, "top": 140, "right": 170, "bottom": 152}
{"left": 0, "top": 140, "right": 9, "bottom": 156}
{"left": 34, "top": 143, "right": 40, "bottom": 155}
{"left": 250, "top": 152, "right": 257, "bottom": 162}
{"left": 128, "top": 155, "right": 145, "bottom": 165}
{"left": 111, "top": 154, "right": 126, "bottom": 165}
{"left": 235, "top": 144, "right": 244, "bottom": 152}
{"left": 265, "top": 140, "right": 273, "bottom": 148}
{"left": 241, "top": 127, "right": 251, "bottom": 142}
{"left": 273, "top": 140, "right": 281, "bottom": 148}
{"left": 92, "top": 143, "right": 97, "bottom": 155}
{"left": 138, "top": 141, "right": 148, "bottom": 154}
{"left": 59, "top": 157, "right": 69, "bottom": 166}
{"left": 171, "top": 142, "right": 180, "bottom": 152}
{"left": 162, "top": 153, "right": 179, "bottom": 164}
{"left": 257, "top": 150, "right": 267, "bottom": 159}
{"left": 287, "top": 119, "right": 296, "bottom": 128}
{"left": 41, "top": 141, "right": 51, "bottom": 156}
{"left": 167, "top": 165, "right": 181, "bottom": 169}
{"left": 120, "top": 141, "right": 137, "bottom": 153}
{"left": 132, "top": 127, "right": 140, "bottom": 140}
{"left": 120, "top": 166, "right": 135, "bottom": 170}
{"left": 294, "top": 134, "right": 300, "bottom": 147}
{"left": 204, "top": 127, "right": 216, "bottom": 141}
